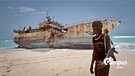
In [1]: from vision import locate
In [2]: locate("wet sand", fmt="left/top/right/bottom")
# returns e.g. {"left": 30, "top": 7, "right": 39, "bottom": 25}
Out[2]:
{"left": 0, "top": 48, "right": 134, "bottom": 76}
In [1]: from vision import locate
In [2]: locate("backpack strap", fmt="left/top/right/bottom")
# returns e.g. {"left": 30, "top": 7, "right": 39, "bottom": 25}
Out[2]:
{"left": 104, "top": 34, "right": 107, "bottom": 55}
{"left": 104, "top": 34, "right": 112, "bottom": 58}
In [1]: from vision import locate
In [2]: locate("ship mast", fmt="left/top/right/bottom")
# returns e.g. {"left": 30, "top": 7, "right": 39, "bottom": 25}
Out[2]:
{"left": 46, "top": 11, "right": 51, "bottom": 24}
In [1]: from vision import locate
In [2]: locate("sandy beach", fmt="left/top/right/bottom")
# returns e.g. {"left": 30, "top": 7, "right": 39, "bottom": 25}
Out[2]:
{"left": 0, "top": 48, "right": 134, "bottom": 76}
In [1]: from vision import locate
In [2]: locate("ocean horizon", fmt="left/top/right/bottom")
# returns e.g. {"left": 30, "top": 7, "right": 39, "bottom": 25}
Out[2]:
{"left": 0, "top": 35, "right": 135, "bottom": 54}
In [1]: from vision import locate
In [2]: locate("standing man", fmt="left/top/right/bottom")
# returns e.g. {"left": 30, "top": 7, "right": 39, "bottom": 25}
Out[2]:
{"left": 90, "top": 21, "right": 111, "bottom": 76}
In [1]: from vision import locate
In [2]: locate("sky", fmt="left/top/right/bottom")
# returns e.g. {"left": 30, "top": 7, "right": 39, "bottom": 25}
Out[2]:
{"left": 0, "top": 0, "right": 135, "bottom": 40}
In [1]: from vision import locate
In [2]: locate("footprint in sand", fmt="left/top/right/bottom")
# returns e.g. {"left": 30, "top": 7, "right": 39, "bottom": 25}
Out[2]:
{"left": 51, "top": 69, "right": 55, "bottom": 70}
{"left": 78, "top": 67, "right": 82, "bottom": 69}
{"left": 6, "top": 70, "right": 11, "bottom": 72}
{"left": 64, "top": 69, "right": 69, "bottom": 72}
{"left": 55, "top": 73, "right": 59, "bottom": 76}
{"left": 64, "top": 58, "right": 69, "bottom": 59}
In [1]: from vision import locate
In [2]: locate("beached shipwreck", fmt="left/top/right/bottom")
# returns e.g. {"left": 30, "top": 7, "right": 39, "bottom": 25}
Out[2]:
{"left": 13, "top": 16, "right": 121, "bottom": 49}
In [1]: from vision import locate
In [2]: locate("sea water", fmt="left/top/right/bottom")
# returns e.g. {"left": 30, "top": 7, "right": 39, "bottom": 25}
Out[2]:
{"left": 0, "top": 35, "right": 135, "bottom": 53}
{"left": 0, "top": 40, "right": 25, "bottom": 51}
{"left": 110, "top": 35, "right": 135, "bottom": 53}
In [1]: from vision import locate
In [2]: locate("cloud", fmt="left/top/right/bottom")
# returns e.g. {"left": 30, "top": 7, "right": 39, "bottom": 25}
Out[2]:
{"left": 35, "top": 11, "right": 46, "bottom": 15}
{"left": 18, "top": 6, "right": 46, "bottom": 15}
{"left": 7, "top": 6, "right": 13, "bottom": 10}
{"left": 18, "top": 6, "right": 37, "bottom": 13}
{"left": 118, "top": 1, "right": 128, "bottom": 4}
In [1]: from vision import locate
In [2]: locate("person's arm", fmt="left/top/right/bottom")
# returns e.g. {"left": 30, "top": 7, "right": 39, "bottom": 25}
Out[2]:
{"left": 105, "top": 34, "right": 111, "bottom": 58}
{"left": 90, "top": 53, "right": 95, "bottom": 74}
{"left": 90, "top": 38, "right": 95, "bottom": 74}
{"left": 98, "top": 34, "right": 111, "bottom": 69}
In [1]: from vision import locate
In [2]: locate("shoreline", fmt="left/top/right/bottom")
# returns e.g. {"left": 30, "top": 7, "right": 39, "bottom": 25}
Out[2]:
{"left": 0, "top": 48, "right": 134, "bottom": 76}
{"left": 1, "top": 47, "right": 135, "bottom": 54}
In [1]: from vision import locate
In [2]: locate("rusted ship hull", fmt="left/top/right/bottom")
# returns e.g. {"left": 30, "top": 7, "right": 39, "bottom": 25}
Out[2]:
{"left": 14, "top": 34, "right": 93, "bottom": 49}
{"left": 13, "top": 16, "right": 121, "bottom": 49}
